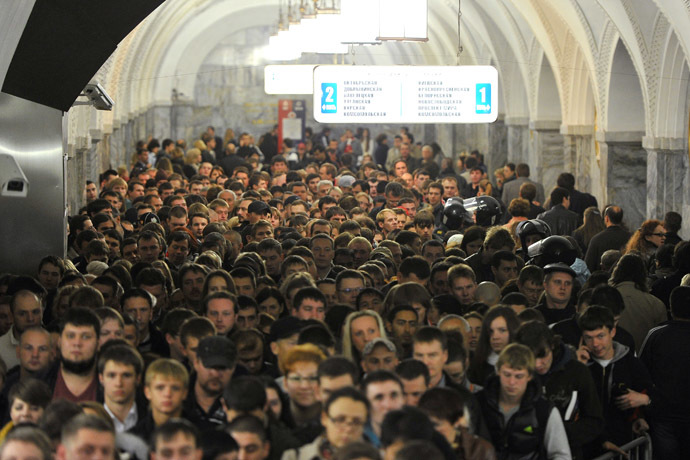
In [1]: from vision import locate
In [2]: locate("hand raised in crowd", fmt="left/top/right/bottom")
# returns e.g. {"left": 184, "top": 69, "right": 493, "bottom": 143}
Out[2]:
{"left": 576, "top": 337, "right": 591, "bottom": 364}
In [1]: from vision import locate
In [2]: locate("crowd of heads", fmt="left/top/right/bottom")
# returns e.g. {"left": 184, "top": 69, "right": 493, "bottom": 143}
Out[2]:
{"left": 0, "top": 125, "right": 687, "bottom": 460}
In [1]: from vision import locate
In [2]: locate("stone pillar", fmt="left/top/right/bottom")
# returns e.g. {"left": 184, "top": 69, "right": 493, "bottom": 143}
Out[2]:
{"left": 435, "top": 124, "right": 454, "bottom": 159}
{"left": 505, "top": 117, "right": 529, "bottom": 164}
{"left": 528, "top": 120, "right": 563, "bottom": 194}
{"left": 643, "top": 136, "right": 687, "bottom": 221}
{"left": 596, "top": 131, "right": 646, "bottom": 230}
{"left": 487, "top": 117, "right": 508, "bottom": 179}
{"left": 561, "top": 125, "right": 595, "bottom": 197}
{"left": 170, "top": 99, "right": 195, "bottom": 143}
{"left": 423, "top": 125, "right": 436, "bottom": 146}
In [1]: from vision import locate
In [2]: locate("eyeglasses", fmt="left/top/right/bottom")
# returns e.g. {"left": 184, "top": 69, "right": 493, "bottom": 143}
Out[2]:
{"left": 328, "top": 415, "right": 366, "bottom": 428}
{"left": 286, "top": 375, "right": 319, "bottom": 384}
{"left": 339, "top": 287, "right": 364, "bottom": 294}
{"left": 650, "top": 233, "right": 666, "bottom": 237}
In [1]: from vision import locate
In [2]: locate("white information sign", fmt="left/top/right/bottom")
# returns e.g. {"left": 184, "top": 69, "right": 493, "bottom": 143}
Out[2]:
{"left": 313, "top": 65, "right": 498, "bottom": 123}
{"left": 265, "top": 65, "right": 316, "bottom": 95}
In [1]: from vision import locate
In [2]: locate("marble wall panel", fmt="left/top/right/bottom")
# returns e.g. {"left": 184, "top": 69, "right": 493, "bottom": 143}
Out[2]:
{"left": 488, "top": 119, "right": 508, "bottom": 178}
{"left": 530, "top": 129, "right": 563, "bottom": 194}
{"left": 646, "top": 149, "right": 686, "bottom": 220}
{"left": 606, "top": 142, "right": 647, "bottom": 230}
{"left": 564, "top": 134, "right": 595, "bottom": 198}
{"left": 507, "top": 124, "right": 528, "bottom": 164}
{"left": 576, "top": 135, "right": 594, "bottom": 194}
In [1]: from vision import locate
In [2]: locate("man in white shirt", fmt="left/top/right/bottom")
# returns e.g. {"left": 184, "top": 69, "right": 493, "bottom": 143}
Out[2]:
{"left": 98, "top": 343, "right": 145, "bottom": 432}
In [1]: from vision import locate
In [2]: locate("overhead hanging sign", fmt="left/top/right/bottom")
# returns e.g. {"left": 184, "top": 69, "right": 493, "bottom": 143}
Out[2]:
{"left": 313, "top": 65, "right": 498, "bottom": 123}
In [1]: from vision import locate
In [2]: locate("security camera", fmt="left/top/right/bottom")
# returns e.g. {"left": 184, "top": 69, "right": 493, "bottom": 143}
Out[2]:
{"left": 75, "top": 83, "right": 114, "bottom": 111}
{"left": 0, "top": 154, "right": 29, "bottom": 198}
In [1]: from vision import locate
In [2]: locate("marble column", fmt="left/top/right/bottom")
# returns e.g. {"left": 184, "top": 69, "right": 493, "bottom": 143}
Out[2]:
{"left": 148, "top": 105, "right": 172, "bottom": 140}
{"left": 528, "top": 120, "right": 563, "bottom": 194}
{"left": 423, "top": 125, "right": 436, "bottom": 147}
{"left": 487, "top": 117, "right": 508, "bottom": 179}
{"left": 170, "top": 100, "right": 195, "bottom": 143}
{"left": 643, "top": 136, "right": 687, "bottom": 222}
{"left": 597, "top": 131, "right": 646, "bottom": 230}
{"left": 505, "top": 117, "right": 529, "bottom": 164}
{"left": 561, "top": 125, "right": 595, "bottom": 197}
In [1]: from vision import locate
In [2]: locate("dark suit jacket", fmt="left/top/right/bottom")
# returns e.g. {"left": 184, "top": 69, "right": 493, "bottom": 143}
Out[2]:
{"left": 583, "top": 225, "right": 631, "bottom": 271}
{"left": 527, "top": 202, "right": 546, "bottom": 219}
{"left": 568, "top": 189, "right": 598, "bottom": 216}
{"left": 219, "top": 153, "right": 247, "bottom": 177}
{"left": 536, "top": 205, "right": 579, "bottom": 236}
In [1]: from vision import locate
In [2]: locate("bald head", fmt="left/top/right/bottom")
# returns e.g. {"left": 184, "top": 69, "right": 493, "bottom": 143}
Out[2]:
{"left": 475, "top": 282, "right": 501, "bottom": 307}
{"left": 11, "top": 291, "right": 42, "bottom": 335}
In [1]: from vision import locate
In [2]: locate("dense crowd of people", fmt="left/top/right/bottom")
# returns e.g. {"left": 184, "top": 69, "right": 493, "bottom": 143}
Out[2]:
{"left": 0, "top": 124, "right": 688, "bottom": 460}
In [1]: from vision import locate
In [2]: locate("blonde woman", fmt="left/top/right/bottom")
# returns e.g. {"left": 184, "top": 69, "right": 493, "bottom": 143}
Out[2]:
{"left": 183, "top": 148, "right": 202, "bottom": 179}
{"left": 341, "top": 310, "right": 387, "bottom": 363}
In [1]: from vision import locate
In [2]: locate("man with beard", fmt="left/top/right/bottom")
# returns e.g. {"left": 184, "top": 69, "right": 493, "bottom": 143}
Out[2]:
{"left": 0, "top": 290, "right": 43, "bottom": 370}
{"left": 47, "top": 307, "right": 102, "bottom": 402}
{"left": 387, "top": 306, "right": 418, "bottom": 358}
{"left": 184, "top": 336, "right": 236, "bottom": 430}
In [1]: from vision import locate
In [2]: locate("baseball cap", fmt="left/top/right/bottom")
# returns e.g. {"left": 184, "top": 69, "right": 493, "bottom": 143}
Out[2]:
{"left": 543, "top": 262, "right": 576, "bottom": 278}
{"left": 446, "top": 234, "right": 464, "bottom": 249}
{"left": 248, "top": 200, "right": 271, "bottom": 215}
{"left": 338, "top": 175, "right": 356, "bottom": 188}
{"left": 139, "top": 212, "right": 160, "bottom": 225}
{"left": 284, "top": 195, "right": 301, "bottom": 207}
{"left": 196, "top": 336, "right": 237, "bottom": 369}
{"left": 269, "top": 316, "right": 305, "bottom": 344}
{"left": 362, "top": 338, "right": 397, "bottom": 356}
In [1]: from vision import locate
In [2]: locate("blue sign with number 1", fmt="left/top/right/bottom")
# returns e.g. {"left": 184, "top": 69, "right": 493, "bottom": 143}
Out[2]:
{"left": 321, "top": 83, "right": 338, "bottom": 114}
{"left": 476, "top": 83, "right": 491, "bottom": 114}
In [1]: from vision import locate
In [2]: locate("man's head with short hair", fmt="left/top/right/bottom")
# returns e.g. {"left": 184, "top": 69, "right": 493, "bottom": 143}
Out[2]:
{"left": 671, "top": 286, "right": 690, "bottom": 320}
{"left": 150, "top": 418, "right": 202, "bottom": 460}
{"left": 226, "top": 415, "right": 270, "bottom": 460}
{"left": 57, "top": 413, "right": 115, "bottom": 460}
{"left": 394, "top": 359, "right": 430, "bottom": 407}
{"left": 411, "top": 327, "right": 448, "bottom": 388}
{"left": 0, "top": 426, "right": 53, "bottom": 460}
{"left": 292, "top": 287, "right": 327, "bottom": 321}
{"left": 317, "top": 356, "right": 360, "bottom": 401}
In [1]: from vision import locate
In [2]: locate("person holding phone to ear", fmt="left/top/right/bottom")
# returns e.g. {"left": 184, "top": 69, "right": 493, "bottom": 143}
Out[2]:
{"left": 577, "top": 306, "right": 654, "bottom": 456}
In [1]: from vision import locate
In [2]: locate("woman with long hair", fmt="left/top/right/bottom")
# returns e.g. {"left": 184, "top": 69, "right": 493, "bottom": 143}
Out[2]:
{"left": 155, "top": 157, "right": 174, "bottom": 175}
{"left": 624, "top": 219, "right": 666, "bottom": 269}
{"left": 183, "top": 148, "right": 202, "bottom": 179}
{"left": 467, "top": 306, "right": 520, "bottom": 386}
{"left": 201, "top": 269, "right": 236, "bottom": 300}
{"left": 359, "top": 127, "right": 374, "bottom": 157}
{"left": 341, "top": 310, "right": 387, "bottom": 363}
{"left": 573, "top": 206, "right": 605, "bottom": 253}
{"left": 256, "top": 287, "right": 287, "bottom": 319}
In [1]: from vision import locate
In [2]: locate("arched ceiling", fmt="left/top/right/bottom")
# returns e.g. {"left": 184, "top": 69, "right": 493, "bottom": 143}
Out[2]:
{"left": 80, "top": 0, "right": 690, "bottom": 142}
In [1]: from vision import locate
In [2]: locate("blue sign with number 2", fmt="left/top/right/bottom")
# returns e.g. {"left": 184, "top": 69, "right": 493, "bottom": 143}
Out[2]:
{"left": 321, "top": 83, "right": 337, "bottom": 114}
